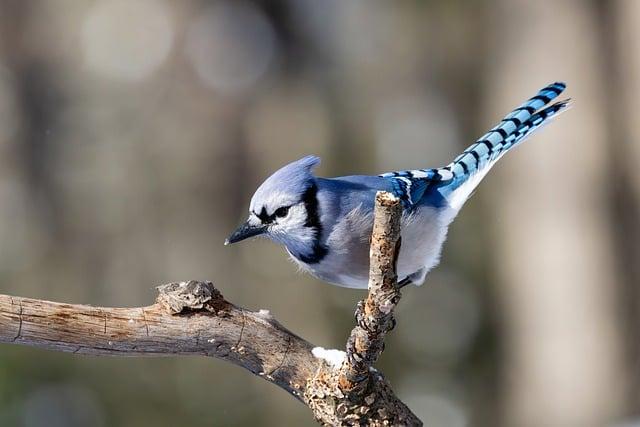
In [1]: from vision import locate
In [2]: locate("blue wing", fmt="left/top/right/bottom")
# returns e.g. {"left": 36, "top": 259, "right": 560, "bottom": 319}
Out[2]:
{"left": 379, "top": 168, "right": 447, "bottom": 208}
{"left": 380, "top": 82, "right": 569, "bottom": 210}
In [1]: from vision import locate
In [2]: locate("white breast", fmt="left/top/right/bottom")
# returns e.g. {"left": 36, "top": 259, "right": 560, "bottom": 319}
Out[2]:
{"left": 395, "top": 205, "right": 456, "bottom": 285}
{"left": 292, "top": 204, "right": 457, "bottom": 289}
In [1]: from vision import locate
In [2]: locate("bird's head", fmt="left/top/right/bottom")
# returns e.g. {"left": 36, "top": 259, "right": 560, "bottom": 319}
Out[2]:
{"left": 225, "top": 156, "right": 323, "bottom": 252}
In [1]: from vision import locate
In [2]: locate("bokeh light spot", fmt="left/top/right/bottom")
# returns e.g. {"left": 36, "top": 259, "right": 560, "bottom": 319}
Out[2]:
{"left": 185, "top": 1, "right": 276, "bottom": 95}
{"left": 82, "top": 0, "right": 174, "bottom": 82}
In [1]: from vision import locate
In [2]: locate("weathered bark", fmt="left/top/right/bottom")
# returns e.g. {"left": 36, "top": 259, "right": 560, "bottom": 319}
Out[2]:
{"left": 339, "top": 191, "right": 403, "bottom": 395}
{"left": 0, "top": 191, "right": 421, "bottom": 426}
{"left": 305, "top": 192, "right": 421, "bottom": 426}
{"left": 0, "top": 280, "right": 316, "bottom": 399}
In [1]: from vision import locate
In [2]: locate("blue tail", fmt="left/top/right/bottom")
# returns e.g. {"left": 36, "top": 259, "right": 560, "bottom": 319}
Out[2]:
{"left": 438, "top": 82, "right": 569, "bottom": 208}
{"left": 380, "top": 82, "right": 570, "bottom": 210}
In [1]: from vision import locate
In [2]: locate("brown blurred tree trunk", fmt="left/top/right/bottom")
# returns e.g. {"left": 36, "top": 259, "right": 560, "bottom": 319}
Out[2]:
{"left": 485, "top": 1, "right": 627, "bottom": 426}
{"left": 605, "top": 0, "right": 640, "bottom": 411}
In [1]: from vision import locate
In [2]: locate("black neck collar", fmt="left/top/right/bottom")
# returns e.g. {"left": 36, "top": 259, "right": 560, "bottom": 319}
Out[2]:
{"left": 291, "top": 183, "right": 328, "bottom": 264}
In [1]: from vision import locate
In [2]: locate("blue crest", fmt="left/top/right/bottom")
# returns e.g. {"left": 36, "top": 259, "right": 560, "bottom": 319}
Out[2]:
{"left": 250, "top": 156, "right": 321, "bottom": 213}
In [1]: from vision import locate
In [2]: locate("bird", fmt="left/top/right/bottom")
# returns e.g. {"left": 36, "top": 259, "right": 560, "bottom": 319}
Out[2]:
{"left": 226, "top": 82, "right": 570, "bottom": 289}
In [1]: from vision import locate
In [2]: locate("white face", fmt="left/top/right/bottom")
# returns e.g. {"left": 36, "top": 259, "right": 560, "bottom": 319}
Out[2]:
{"left": 250, "top": 197, "right": 317, "bottom": 252}
{"left": 266, "top": 203, "right": 308, "bottom": 241}
{"left": 249, "top": 199, "right": 300, "bottom": 234}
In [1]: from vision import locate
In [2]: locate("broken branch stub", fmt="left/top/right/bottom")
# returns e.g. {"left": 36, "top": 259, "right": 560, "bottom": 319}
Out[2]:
{"left": 339, "top": 191, "right": 403, "bottom": 397}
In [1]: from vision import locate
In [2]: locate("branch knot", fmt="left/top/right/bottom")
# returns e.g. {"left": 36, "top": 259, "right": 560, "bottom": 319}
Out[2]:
{"left": 156, "top": 280, "right": 229, "bottom": 315}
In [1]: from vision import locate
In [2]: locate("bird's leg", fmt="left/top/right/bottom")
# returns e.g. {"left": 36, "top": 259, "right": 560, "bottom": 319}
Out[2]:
{"left": 394, "top": 236, "right": 413, "bottom": 289}
{"left": 397, "top": 277, "right": 413, "bottom": 289}
{"left": 393, "top": 236, "right": 401, "bottom": 273}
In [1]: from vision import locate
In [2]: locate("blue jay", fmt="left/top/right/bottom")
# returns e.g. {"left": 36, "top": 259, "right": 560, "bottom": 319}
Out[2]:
{"left": 226, "top": 82, "right": 570, "bottom": 289}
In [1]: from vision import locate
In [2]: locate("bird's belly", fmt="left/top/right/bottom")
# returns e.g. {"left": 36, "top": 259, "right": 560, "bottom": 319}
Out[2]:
{"left": 395, "top": 206, "right": 454, "bottom": 285}
{"left": 290, "top": 249, "right": 371, "bottom": 289}
{"left": 295, "top": 205, "right": 455, "bottom": 289}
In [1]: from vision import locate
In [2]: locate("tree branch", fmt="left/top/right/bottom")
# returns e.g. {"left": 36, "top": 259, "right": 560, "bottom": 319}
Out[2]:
{"left": 0, "top": 191, "right": 421, "bottom": 426}
{"left": 0, "top": 280, "right": 317, "bottom": 399}
{"left": 304, "top": 192, "right": 421, "bottom": 426}
{"left": 340, "top": 191, "right": 403, "bottom": 393}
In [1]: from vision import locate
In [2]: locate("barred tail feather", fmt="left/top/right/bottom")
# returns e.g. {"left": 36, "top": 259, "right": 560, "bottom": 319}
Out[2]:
{"left": 441, "top": 82, "right": 569, "bottom": 210}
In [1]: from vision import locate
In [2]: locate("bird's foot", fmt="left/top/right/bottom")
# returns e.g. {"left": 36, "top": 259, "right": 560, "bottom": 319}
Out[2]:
{"left": 397, "top": 277, "right": 412, "bottom": 289}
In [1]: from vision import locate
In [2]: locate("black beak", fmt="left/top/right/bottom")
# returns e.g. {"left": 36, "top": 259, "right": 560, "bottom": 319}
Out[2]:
{"left": 225, "top": 221, "right": 267, "bottom": 245}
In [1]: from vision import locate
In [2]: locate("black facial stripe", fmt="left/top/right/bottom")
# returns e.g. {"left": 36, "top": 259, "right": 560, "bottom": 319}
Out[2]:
{"left": 255, "top": 206, "right": 272, "bottom": 224}
{"left": 299, "top": 183, "right": 328, "bottom": 264}
{"left": 275, "top": 206, "right": 290, "bottom": 218}
{"left": 302, "top": 183, "right": 321, "bottom": 229}
{"left": 255, "top": 205, "right": 291, "bottom": 225}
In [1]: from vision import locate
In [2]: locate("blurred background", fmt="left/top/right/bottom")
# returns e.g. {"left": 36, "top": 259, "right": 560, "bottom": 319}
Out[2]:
{"left": 0, "top": 1, "right": 638, "bottom": 426}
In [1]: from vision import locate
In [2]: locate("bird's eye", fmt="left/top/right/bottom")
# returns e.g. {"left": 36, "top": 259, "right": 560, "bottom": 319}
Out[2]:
{"left": 274, "top": 206, "right": 290, "bottom": 218}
